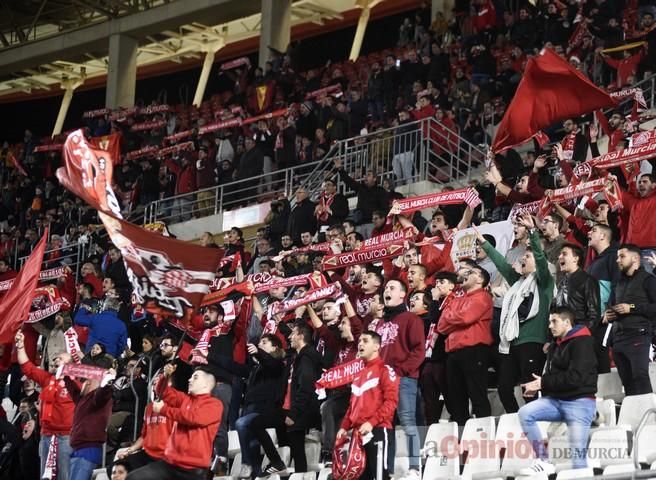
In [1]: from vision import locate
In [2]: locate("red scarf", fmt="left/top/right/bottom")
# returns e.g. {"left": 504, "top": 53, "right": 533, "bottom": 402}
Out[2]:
{"left": 333, "top": 430, "right": 366, "bottom": 480}
{"left": 317, "top": 193, "right": 335, "bottom": 223}
{"left": 191, "top": 319, "right": 235, "bottom": 365}
{"left": 315, "top": 358, "right": 365, "bottom": 399}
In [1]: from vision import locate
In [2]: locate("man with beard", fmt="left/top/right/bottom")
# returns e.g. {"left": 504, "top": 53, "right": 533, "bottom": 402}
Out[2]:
{"left": 369, "top": 279, "right": 425, "bottom": 479}
{"left": 619, "top": 173, "right": 656, "bottom": 273}
{"left": 189, "top": 303, "right": 239, "bottom": 472}
{"left": 16, "top": 331, "right": 74, "bottom": 480}
{"left": 604, "top": 244, "right": 656, "bottom": 395}
{"left": 438, "top": 264, "right": 493, "bottom": 424}
{"left": 553, "top": 244, "right": 603, "bottom": 371}
{"left": 156, "top": 335, "right": 191, "bottom": 392}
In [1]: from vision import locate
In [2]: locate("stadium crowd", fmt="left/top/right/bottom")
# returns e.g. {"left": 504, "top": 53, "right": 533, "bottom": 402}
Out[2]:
{"left": 0, "top": 0, "right": 655, "bottom": 480}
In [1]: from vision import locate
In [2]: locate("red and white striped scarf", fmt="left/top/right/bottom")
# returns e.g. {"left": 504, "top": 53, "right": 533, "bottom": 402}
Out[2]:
{"left": 42, "top": 436, "right": 58, "bottom": 479}
{"left": 190, "top": 319, "right": 234, "bottom": 365}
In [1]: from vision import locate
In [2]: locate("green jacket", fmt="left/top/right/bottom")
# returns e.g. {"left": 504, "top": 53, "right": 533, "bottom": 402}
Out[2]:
{"left": 481, "top": 230, "right": 553, "bottom": 346}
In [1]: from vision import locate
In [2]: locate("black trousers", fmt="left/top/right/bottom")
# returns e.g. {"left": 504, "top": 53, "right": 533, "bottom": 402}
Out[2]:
{"left": 361, "top": 427, "right": 392, "bottom": 480}
{"left": 497, "top": 342, "right": 546, "bottom": 413}
{"left": 419, "top": 361, "right": 449, "bottom": 425}
{"left": 613, "top": 333, "right": 653, "bottom": 395}
{"left": 126, "top": 460, "right": 207, "bottom": 480}
{"left": 248, "top": 408, "right": 308, "bottom": 472}
{"left": 446, "top": 344, "right": 491, "bottom": 425}
{"left": 593, "top": 324, "right": 611, "bottom": 374}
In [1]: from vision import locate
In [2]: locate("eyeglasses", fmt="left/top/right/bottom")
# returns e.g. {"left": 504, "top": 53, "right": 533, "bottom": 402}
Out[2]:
{"left": 160, "top": 343, "right": 172, "bottom": 349}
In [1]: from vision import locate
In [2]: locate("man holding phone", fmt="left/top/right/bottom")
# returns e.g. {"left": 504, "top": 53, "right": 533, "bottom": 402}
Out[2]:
{"left": 603, "top": 244, "right": 656, "bottom": 395}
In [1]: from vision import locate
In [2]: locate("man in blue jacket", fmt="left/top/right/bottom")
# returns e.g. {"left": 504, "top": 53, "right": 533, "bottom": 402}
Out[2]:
{"left": 74, "top": 296, "right": 128, "bottom": 357}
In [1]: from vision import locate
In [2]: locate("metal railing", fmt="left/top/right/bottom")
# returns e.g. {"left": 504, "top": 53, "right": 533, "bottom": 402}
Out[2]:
{"left": 17, "top": 239, "right": 93, "bottom": 283}
{"left": 143, "top": 117, "right": 487, "bottom": 225}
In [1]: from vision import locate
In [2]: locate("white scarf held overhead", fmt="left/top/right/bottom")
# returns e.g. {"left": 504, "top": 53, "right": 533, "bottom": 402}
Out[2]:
{"left": 499, "top": 273, "right": 540, "bottom": 354}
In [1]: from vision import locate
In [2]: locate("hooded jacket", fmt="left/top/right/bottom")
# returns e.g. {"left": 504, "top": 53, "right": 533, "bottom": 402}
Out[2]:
{"left": 541, "top": 325, "right": 597, "bottom": 399}
{"left": 438, "top": 288, "right": 494, "bottom": 352}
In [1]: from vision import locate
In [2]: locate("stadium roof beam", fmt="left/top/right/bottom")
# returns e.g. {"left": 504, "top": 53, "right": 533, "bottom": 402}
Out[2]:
{"left": 193, "top": 33, "right": 226, "bottom": 106}
{"left": 349, "top": 0, "right": 383, "bottom": 61}
{"left": 259, "top": 0, "right": 291, "bottom": 69}
{"left": 52, "top": 70, "right": 86, "bottom": 136}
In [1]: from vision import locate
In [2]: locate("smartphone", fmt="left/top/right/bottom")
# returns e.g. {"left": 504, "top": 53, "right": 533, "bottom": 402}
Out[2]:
{"left": 395, "top": 59, "right": 401, "bottom": 68}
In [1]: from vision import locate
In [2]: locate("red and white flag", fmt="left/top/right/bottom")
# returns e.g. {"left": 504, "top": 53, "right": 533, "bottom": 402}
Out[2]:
{"left": 0, "top": 229, "right": 48, "bottom": 343}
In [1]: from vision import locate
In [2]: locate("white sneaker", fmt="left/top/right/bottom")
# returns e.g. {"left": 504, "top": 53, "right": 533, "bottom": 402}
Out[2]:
{"left": 519, "top": 459, "right": 556, "bottom": 476}
{"left": 238, "top": 464, "right": 253, "bottom": 478}
{"left": 403, "top": 469, "right": 421, "bottom": 480}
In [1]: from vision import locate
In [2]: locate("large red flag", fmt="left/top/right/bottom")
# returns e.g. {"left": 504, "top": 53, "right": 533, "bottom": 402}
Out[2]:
{"left": 57, "top": 130, "right": 223, "bottom": 319}
{"left": 0, "top": 229, "right": 48, "bottom": 343}
{"left": 492, "top": 48, "right": 617, "bottom": 153}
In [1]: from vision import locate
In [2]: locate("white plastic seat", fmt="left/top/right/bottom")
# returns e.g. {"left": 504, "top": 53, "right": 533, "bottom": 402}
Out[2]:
{"left": 602, "top": 463, "right": 636, "bottom": 474}
{"left": 229, "top": 452, "right": 243, "bottom": 477}
{"left": 91, "top": 470, "right": 108, "bottom": 480}
{"left": 317, "top": 467, "right": 332, "bottom": 480}
{"left": 555, "top": 467, "right": 594, "bottom": 479}
{"left": 618, "top": 393, "right": 656, "bottom": 431}
{"left": 597, "top": 370, "right": 625, "bottom": 402}
{"left": 422, "top": 422, "right": 459, "bottom": 480}
{"left": 587, "top": 426, "right": 632, "bottom": 468}
{"left": 496, "top": 413, "right": 538, "bottom": 475}
{"left": 228, "top": 430, "right": 240, "bottom": 458}
{"left": 304, "top": 442, "right": 321, "bottom": 472}
{"left": 548, "top": 435, "right": 571, "bottom": 467}
{"left": 461, "top": 416, "right": 499, "bottom": 479}
{"left": 595, "top": 398, "right": 617, "bottom": 427}
{"left": 633, "top": 423, "right": 656, "bottom": 463}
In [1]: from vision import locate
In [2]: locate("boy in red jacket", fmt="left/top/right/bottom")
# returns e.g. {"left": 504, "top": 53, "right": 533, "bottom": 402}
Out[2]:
{"left": 127, "top": 364, "right": 222, "bottom": 480}
{"left": 337, "top": 330, "right": 399, "bottom": 480}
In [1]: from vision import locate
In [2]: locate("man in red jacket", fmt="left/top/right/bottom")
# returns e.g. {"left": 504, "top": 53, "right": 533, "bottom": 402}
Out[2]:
{"left": 127, "top": 364, "right": 223, "bottom": 480}
{"left": 16, "top": 330, "right": 74, "bottom": 480}
{"left": 369, "top": 279, "right": 425, "bottom": 479}
{"left": 165, "top": 153, "right": 196, "bottom": 222}
{"left": 438, "top": 264, "right": 494, "bottom": 424}
{"left": 337, "top": 330, "right": 399, "bottom": 480}
{"left": 619, "top": 173, "right": 656, "bottom": 273}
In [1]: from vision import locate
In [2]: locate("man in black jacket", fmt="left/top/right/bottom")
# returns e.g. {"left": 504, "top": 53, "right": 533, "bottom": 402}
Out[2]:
{"left": 257, "top": 324, "right": 322, "bottom": 476}
{"left": 315, "top": 178, "right": 349, "bottom": 235}
{"left": 287, "top": 187, "right": 317, "bottom": 245}
{"left": 333, "top": 157, "right": 388, "bottom": 239}
{"left": 604, "top": 244, "right": 656, "bottom": 395}
{"left": 553, "top": 243, "right": 606, "bottom": 372}
{"left": 518, "top": 306, "right": 598, "bottom": 475}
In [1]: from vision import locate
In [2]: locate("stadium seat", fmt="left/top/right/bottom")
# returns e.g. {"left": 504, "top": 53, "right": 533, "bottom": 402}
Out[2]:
{"left": 555, "top": 467, "right": 594, "bottom": 479}
{"left": 597, "top": 370, "right": 625, "bottom": 403}
{"left": 595, "top": 398, "right": 617, "bottom": 427}
{"left": 461, "top": 416, "right": 499, "bottom": 478}
{"left": 548, "top": 434, "right": 572, "bottom": 468}
{"left": 317, "top": 467, "right": 332, "bottom": 480}
{"left": 228, "top": 430, "right": 240, "bottom": 458}
{"left": 587, "top": 426, "right": 632, "bottom": 468}
{"left": 422, "top": 422, "right": 459, "bottom": 480}
{"left": 304, "top": 441, "right": 322, "bottom": 472}
{"left": 602, "top": 463, "right": 636, "bottom": 474}
{"left": 618, "top": 394, "right": 656, "bottom": 431}
{"left": 91, "top": 469, "right": 108, "bottom": 480}
{"left": 496, "top": 413, "right": 540, "bottom": 476}
{"left": 394, "top": 426, "right": 411, "bottom": 478}
{"left": 632, "top": 423, "right": 656, "bottom": 464}
{"left": 229, "top": 452, "right": 242, "bottom": 478}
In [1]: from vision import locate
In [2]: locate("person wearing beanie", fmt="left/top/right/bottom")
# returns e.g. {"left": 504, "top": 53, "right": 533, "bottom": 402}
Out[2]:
{"left": 15, "top": 330, "right": 75, "bottom": 480}
{"left": 518, "top": 306, "right": 598, "bottom": 475}
{"left": 127, "top": 364, "right": 223, "bottom": 479}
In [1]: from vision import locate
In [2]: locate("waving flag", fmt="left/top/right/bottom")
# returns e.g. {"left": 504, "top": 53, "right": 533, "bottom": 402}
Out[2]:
{"left": 492, "top": 48, "right": 617, "bottom": 153}
{"left": 0, "top": 229, "right": 48, "bottom": 343}
{"left": 57, "top": 130, "right": 222, "bottom": 320}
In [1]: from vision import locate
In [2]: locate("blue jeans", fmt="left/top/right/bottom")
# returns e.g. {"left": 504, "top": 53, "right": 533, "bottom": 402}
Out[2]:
{"left": 235, "top": 409, "right": 261, "bottom": 470}
{"left": 39, "top": 434, "right": 72, "bottom": 480}
{"left": 518, "top": 396, "right": 596, "bottom": 469}
{"left": 397, "top": 377, "right": 421, "bottom": 470}
{"left": 69, "top": 455, "right": 98, "bottom": 480}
